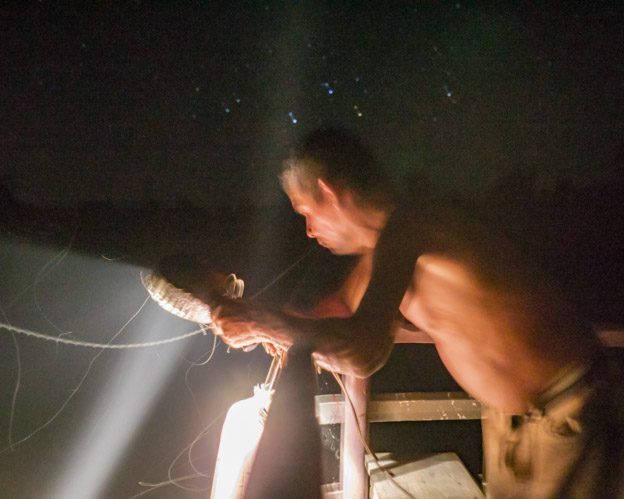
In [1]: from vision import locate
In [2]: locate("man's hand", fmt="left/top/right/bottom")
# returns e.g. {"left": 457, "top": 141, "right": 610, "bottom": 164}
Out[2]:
{"left": 211, "top": 299, "right": 289, "bottom": 357}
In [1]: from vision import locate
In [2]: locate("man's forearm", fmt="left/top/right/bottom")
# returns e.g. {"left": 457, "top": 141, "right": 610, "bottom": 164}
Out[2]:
{"left": 277, "top": 313, "right": 396, "bottom": 378}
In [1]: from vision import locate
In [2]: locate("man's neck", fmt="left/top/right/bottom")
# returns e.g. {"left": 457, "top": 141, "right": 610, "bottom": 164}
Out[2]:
{"left": 351, "top": 205, "right": 391, "bottom": 253}
{"left": 337, "top": 189, "right": 393, "bottom": 253}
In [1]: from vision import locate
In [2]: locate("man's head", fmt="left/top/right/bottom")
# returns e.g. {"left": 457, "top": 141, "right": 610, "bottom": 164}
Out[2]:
{"left": 280, "top": 128, "right": 394, "bottom": 255}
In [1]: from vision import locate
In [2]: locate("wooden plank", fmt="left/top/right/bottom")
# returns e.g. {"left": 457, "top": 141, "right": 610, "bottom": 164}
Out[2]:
{"left": 366, "top": 452, "right": 484, "bottom": 499}
{"left": 316, "top": 392, "right": 481, "bottom": 425}
{"left": 598, "top": 328, "right": 624, "bottom": 347}
{"left": 394, "top": 324, "right": 624, "bottom": 347}
{"left": 369, "top": 392, "right": 481, "bottom": 423}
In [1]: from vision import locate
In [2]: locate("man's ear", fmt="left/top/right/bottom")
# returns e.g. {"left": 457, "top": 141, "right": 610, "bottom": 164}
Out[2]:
{"left": 317, "top": 178, "right": 339, "bottom": 206}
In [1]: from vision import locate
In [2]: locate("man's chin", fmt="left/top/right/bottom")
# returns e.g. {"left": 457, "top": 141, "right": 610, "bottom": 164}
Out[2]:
{"left": 320, "top": 243, "right": 349, "bottom": 255}
{"left": 317, "top": 239, "right": 337, "bottom": 252}
{"left": 316, "top": 239, "right": 356, "bottom": 255}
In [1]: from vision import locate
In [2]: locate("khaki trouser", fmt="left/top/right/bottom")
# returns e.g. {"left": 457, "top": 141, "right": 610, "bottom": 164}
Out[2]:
{"left": 482, "top": 359, "right": 624, "bottom": 498}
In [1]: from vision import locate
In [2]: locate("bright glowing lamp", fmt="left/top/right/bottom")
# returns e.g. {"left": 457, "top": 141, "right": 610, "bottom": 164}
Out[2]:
{"left": 210, "top": 384, "right": 273, "bottom": 499}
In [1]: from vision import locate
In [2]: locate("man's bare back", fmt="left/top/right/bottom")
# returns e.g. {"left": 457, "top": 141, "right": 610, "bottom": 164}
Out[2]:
{"left": 401, "top": 253, "right": 597, "bottom": 413}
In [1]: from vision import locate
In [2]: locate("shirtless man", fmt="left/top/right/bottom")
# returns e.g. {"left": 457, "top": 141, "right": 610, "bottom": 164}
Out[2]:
{"left": 213, "top": 128, "right": 624, "bottom": 497}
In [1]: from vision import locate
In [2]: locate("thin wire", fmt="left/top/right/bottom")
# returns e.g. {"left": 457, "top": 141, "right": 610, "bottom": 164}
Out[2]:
{"left": 163, "top": 403, "right": 224, "bottom": 492}
{"left": 185, "top": 407, "right": 217, "bottom": 480}
{"left": 0, "top": 303, "right": 21, "bottom": 451}
{"left": 5, "top": 226, "right": 77, "bottom": 311}
{"left": 128, "top": 409, "right": 229, "bottom": 498}
{"left": 32, "top": 246, "right": 75, "bottom": 336}
{"left": 0, "top": 296, "right": 151, "bottom": 455}
{"left": 184, "top": 328, "right": 218, "bottom": 422}
{"left": 191, "top": 325, "right": 217, "bottom": 367}
{"left": 248, "top": 246, "right": 314, "bottom": 302}
{"left": 332, "top": 371, "right": 417, "bottom": 499}
{"left": 129, "top": 473, "right": 206, "bottom": 499}
{"left": 0, "top": 232, "right": 75, "bottom": 451}
{"left": 0, "top": 321, "right": 209, "bottom": 349}
{"left": 8, "top": 332, "right": 21, "bottom": 451}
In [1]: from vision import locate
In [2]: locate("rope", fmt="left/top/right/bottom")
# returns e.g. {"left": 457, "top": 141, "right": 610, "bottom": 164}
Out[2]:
{"left": 0, "top": 321, "right": 209, "bottom": 350}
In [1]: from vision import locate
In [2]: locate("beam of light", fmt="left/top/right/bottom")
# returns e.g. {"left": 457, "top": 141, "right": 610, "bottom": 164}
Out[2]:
{"left": 50, "top": 276, "right": 190, "bottom": 499}
{"left": 210, "top": 385, "right": 272, "bottom": 499}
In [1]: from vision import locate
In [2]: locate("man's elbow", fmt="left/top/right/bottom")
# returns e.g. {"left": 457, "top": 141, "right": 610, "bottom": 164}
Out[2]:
{"left": 313, "top": 346, "right": 390, "bottom": 379}
{"left": 349, "top": 342, "right": 393, "bottom": 379}
{"left": 349, "top": 362, "right": 381, "bottom": 379}
{"left": 313, "top": 321, "right": 395, "bottom": 378}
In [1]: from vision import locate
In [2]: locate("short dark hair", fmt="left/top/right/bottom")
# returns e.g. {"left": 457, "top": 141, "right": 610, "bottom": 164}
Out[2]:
{"left": 280, "top": 127, "right": 395, "bottom": 210}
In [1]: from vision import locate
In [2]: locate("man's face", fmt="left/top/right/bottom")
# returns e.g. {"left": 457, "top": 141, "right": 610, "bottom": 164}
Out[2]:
{"left": 287, "top": 185, "right": 360, "bottom": 255}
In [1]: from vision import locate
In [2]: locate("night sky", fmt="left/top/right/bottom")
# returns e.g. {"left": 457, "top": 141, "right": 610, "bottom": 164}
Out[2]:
{"left": 2, "top": 3, "right": 622, "bottom": 208}
{"left": 1, "top": 3, "right": 623, "bottom": 498}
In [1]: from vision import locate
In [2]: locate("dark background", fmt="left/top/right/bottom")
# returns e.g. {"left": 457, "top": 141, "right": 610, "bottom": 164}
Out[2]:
{"left": 0, "top": 2, "right": 623, "bottom": 498}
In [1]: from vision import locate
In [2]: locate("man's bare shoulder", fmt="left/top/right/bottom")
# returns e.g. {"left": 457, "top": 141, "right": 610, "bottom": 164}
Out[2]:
{"left": 379, "top": 202, "right": 556, "bottom": 295}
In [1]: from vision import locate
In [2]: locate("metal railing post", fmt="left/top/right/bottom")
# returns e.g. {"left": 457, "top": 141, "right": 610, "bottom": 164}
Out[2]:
{"left": 341, "top": 375, "right": 369, "bottom": 499}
